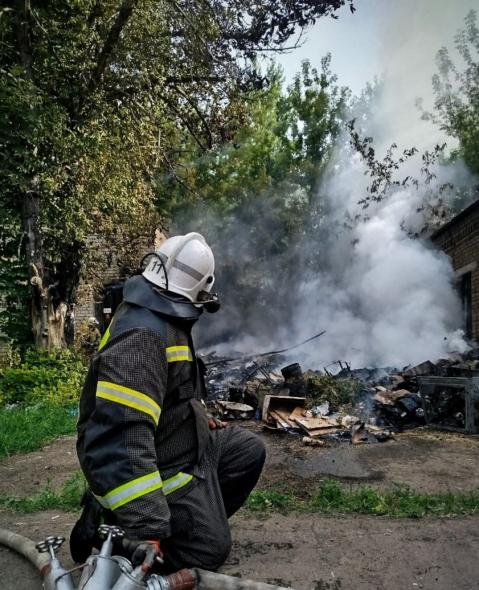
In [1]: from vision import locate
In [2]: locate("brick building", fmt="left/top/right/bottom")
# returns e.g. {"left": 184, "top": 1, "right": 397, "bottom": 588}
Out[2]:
{"left": 74, "top": 229, "right": 165, "bottom": 336}
{"left": 431, "top": 199, "right": 479, "bottom": 341}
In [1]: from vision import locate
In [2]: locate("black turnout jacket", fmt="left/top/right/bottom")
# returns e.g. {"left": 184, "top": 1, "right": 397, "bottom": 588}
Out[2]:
{"left": 76, "top": 275, "right": 210, "bottom": 540}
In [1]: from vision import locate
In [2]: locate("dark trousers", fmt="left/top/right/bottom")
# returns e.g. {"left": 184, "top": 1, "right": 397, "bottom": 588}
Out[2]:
{"left": 163, "top": 426, "right": 266, "bottom": 571}
{"left": 70, "top": 426, "right": 265, "bottom": 571}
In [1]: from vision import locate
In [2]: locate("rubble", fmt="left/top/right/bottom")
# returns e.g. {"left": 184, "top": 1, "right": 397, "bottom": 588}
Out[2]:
{"left": 216, "top": 400, "right": 255, "bottom": 420}
{"left": 351, "top": 423, "right": 376, "bottom": 445}
{"left": 302, "top": 436, "right": 326, "bottom": 447}
{"left": 202, "top": 344, "right": 479, "bottom": 446}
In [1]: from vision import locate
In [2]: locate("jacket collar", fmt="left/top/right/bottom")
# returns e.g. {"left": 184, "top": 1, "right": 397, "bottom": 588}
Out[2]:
{"left": 122, "top": 275, "right": 202, "bottom": 322}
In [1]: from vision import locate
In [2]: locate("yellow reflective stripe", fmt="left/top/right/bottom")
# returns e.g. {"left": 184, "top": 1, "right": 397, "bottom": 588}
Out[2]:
{"left": 163, "top": 471, "right": 193, "bottom": 496}
{"left": 96, "top": 381, "right": 161, "bottom": 425}
{"left": 95, "top": 471, "right": 193, "bottom": 511}
{"left": 166, "top": 346, "right": 193, "bottom": 363}
{"left": 166, "top": 346, "right": 190, "bottom": 353}
{"left": 96, "top": 471, "right": 163, "bottom": 511}
{"left": 98, "top": 324, "right": 111, "bottom": 351}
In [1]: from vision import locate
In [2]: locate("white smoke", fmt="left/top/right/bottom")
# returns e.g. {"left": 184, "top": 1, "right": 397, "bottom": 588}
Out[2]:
{"left": 286, "top": 158, "right": 471, "bottom": 369}
{"left": 214, "top": 147, "right": 473, "bottom": 370}
{"left": 190, "top": 3, "right": 478, "bottom": 369}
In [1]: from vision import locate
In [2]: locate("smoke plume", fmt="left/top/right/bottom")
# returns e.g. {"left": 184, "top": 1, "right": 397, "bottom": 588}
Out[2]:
{"left": 177, "top": 2, "right": 478, "bottom": 370}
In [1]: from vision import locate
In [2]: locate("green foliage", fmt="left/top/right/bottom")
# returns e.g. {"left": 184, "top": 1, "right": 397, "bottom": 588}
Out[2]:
{"left": 245, "top": 489, "right": 293, "bottom": 511}
{"left": 0, "top": 208, "right": 31, "bottom": 346}
{"left": 0, "top": 471, "right": 85, "bottom": 513}
{"left": 246, "top": 480, "right": 479, "bottom": 518}
{"left": 0, "top": 403, "right": 77, "bottom": 458}
{"left": 0, "top": 1, "right": 351, "bottom": 347}
{"left": 2, "top": 474, "right": 479, "bottom": 517}
{"left": 161, "top": 58, "right": 350, "bottom": 344}
{"left": 161, "top": 57, "right": 349, "bottom": 218}
{"left": 305, "top": 375, "right": 362, "bottom": 410}
{"left": 0, "top": 348, "right": 85, "bottom": 405}
{"left": 420, "top": 10, "right": 479, "bottom": 174}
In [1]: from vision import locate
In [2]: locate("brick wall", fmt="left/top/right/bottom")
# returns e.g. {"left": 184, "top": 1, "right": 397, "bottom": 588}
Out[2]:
{"left": 74, "top": 229, "right": 165, "bottom": 335}
{"left": 0, "top": 338, "right": 11, "bottom": 367}
{"left": 431, "top": 200, "right": 479, "bottom": 340}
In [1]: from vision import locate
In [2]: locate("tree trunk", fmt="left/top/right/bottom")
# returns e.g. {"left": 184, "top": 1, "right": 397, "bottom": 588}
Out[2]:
{"left": 21, "top": 190, "right": 70, "bottom": 348}
{"left": 22, "top": 191, "right": 49, "bottom": 347}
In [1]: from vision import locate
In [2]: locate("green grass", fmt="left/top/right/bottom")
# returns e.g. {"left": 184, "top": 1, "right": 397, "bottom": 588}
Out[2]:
{"left": 1, "top": 475, "right": 479, "bottom": 519}
{"left": 0, "top": 404, "right": 77, "bottom": 458}
{"left": 0, "top": 471, "right": 85, "bottom": 513}
{"left": 245, "top": 479, "right": 479, "bottom": 518}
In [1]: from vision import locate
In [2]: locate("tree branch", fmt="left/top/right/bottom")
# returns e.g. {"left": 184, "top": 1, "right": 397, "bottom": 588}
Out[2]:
{"left": 86, "top": 0, "right": 138, "bottom": 96}
{"left": 159, "top": 94, "right": 209, "bottom": 152}
{"left": 13, "top": 0, "right": 33, "bottom": 79}
{"left": 173, "top": 85, "right": 213, "bottom": 149}
{"left": 165, "top": 75, "right": 225, "bottom": 84}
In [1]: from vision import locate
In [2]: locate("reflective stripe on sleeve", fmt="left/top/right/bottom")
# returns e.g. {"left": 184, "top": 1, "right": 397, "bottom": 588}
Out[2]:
{"left": 95, "top": 471, "right": 193, "bottom": 511}
{"left": 95, "top": 471, "right": 163, "bottom": 511}
{"left": 96, "top": 381, "right": 161, "bottom": 425}
{"left": 166, "top": 345, "right": 193, "bottom": 363}
{"left": 162, "top": 471, "right": 193, "bottom": 495}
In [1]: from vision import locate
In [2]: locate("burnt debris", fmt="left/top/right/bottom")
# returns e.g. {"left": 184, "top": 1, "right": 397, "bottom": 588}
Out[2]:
{"left": 202, "top": 345, "right": 479, "bottom": 445}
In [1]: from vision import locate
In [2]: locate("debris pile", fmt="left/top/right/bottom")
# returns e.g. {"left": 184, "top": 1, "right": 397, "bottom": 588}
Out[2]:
{"left": 203, "top": 344, "right": 479, "bottom": 445}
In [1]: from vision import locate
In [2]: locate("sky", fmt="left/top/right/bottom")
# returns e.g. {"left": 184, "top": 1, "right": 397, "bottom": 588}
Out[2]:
{"left": 278, "top": 0, "right": 477, "bottom": 93}
{"left": 276, "top": 0, "right": 477, "bottom": 151}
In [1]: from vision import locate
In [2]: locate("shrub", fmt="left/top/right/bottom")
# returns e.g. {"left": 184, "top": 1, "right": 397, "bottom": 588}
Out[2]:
{"left": 0, "top": 347, "right": 86, "bottom": 406}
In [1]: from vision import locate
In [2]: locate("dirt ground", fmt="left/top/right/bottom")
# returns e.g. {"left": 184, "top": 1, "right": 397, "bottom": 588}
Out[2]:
{"left": 1, "top": 425, "right": 479, "bottom": 589}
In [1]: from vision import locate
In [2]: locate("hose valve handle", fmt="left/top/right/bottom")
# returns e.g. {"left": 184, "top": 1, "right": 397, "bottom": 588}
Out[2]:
{"left": 98, "top": 524, "right": 125, "bottom": 558}
{"left": 98, "top": 524, "right": 125, "bottom": 541}
{"left": 35, "top": 535, "right": 65, "bottom": 559}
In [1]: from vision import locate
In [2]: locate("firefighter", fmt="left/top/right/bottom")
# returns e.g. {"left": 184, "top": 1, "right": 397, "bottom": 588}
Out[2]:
{"left": 70, "top": 232, "right": 266, "bottom": 572}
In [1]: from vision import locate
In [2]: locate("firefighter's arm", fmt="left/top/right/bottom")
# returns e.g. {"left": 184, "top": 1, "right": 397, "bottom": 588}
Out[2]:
{"left": 82, "top": 328, "right": 171, "bottom": 540}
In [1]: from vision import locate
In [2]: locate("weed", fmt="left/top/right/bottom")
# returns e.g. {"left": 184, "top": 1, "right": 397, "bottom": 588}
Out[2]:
{"left": 0, "top": 471, "right": 85, "bottom": 513}
{"left": 246, "top": 480, "right": 479, "bottom": 518}
{"left": 305, "top": 375, "right": 362, "bottom": 410}
{"left": 245, "top": 490, "right": 293, "bottom": 511}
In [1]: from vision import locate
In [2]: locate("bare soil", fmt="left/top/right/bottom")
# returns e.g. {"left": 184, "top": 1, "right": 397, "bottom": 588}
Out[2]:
{"left": 1, "top": 425, "right": 479, "bottom": 589}
{"left": 2, "top": 510, "right": 479, "bottom": 590}
{"left": 258, "top": 424, "right": 479, "bottom": 494}
{"left": 0, "top": 435, "right": 78, "bottom": 496}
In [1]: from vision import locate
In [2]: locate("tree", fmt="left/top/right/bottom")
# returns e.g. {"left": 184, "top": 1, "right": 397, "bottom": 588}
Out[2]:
{"left": 158, "top": 57, "right": 350, "bottom": 345}
{"left": 0, "top": 0, "right": 354, "bottom": 347}
{"left": 419, "top": 10, "right": 479, "bottom": 175}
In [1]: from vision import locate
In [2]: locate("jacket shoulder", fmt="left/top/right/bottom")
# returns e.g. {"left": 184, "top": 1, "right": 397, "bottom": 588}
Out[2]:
{"left": 110, "top": 304, "right": 168, "bottom": 340}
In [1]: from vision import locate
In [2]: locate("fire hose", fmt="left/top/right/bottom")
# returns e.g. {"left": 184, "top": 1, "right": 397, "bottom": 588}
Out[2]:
{"left": 0, "top": 526, "right": 295, "bottom": 590}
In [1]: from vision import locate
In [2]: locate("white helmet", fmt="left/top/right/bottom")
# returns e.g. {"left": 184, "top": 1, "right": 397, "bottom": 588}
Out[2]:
{"left": 142, "top": 232, "right": 215, "bottom": 304}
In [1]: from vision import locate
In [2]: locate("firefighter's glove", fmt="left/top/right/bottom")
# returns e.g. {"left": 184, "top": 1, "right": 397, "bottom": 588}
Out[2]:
{"left": 207, "top": 415, "right": 227, "bottom": 430}
{"left": 123, "top": 538, "right": 163, "bottom": 571}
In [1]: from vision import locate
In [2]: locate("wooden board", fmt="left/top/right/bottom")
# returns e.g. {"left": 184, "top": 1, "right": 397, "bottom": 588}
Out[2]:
{"left": 262, "top": 395, "right": 306, "bottom": 422}
{"left": 269, "top": 410, "right": 301, "bottom": 430}
{"left": 288, "top": 406, "right": 306, "bottom": 421}
{"left": 373, "top": 389, "right": 410, "bottom": 406}
{"left": 269, "top": 410, "right": 292, "bottom": 429}
{"left": 304, "top": 427, "right": 343, "bottom": 438}
{"left": 293, "top": 416, "right": 339, "bottom": 431}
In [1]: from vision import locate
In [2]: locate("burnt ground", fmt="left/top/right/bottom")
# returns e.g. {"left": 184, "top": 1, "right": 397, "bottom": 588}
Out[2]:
{"left": 1, "top": 425, "right": 479, "bottom": 589}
